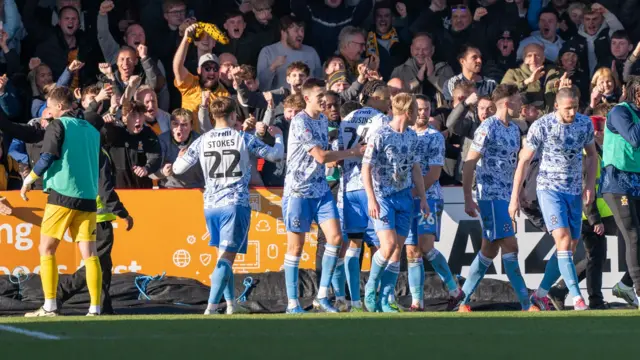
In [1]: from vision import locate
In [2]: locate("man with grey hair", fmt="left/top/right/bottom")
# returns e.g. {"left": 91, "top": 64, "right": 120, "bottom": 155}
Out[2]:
{"left": 338, "top": 26, "right": 368, "bottom": 83}
{"left": 502, "top": 43, "right": 559, "bottom": 108}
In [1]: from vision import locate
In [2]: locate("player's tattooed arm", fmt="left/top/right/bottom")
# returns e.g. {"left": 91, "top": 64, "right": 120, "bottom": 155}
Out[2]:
{"left": 462, "top": 150, "right": 481, "bottom": 218}
{"left": 582, "top": 142, "right": 598, "bottom": 206}
{"left": 412, "top": 162, "right": 430, "bottom": 216}
{"left": 361, "top": 162, "right": 380, "bottom": 219}
{"left": 509, "top": 147, "right": 536, "bottom": 220}
{"left": 423, "top": 164, "right": 442, "bottom": 192}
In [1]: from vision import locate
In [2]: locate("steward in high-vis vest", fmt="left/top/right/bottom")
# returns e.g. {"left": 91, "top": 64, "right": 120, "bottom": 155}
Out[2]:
{"left": 601, "top": 84, "right": 640, "bottom": 301}
{"left": 60, "top": 148, "right": 133, "bottom": 315}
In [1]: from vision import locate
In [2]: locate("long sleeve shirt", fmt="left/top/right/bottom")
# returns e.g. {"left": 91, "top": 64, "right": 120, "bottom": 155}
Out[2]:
{"left": 601, "top": 103, "right": 640, "bottom": 198}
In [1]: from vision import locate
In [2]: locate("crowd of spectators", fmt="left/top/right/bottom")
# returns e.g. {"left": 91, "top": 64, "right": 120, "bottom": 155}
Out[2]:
{"left": 0, "top": 0, "right": 638, "bottom": 191}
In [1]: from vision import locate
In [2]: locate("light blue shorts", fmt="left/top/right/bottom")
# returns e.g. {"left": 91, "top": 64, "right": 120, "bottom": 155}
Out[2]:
{"left": 406, "top": 198, "right": 444, "bottom": 245}
{"left": 204, "top": 205, "right": 251, "bottom": 254}
{"left": 537, "top": 190, "right": 582, "bottom": 240}
{"left": 340, "top": 189, "right": 379, "bottom": 247}
{"left": 477, "top": 200, "right": 515, "bottom": 241}
{"left": 282, "top": 190, "right": 339, "bottom": 233}
{"left": 373, "top": 188, "right": 414, "bottom": 238}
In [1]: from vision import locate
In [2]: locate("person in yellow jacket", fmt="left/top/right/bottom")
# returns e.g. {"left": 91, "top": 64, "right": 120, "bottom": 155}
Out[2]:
{"left": 547, "top": 114, "right": 635, "bottom": 309}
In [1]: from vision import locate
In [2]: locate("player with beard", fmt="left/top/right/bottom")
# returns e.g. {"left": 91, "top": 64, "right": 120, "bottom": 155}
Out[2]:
{"left": 102, "top": 100, "right": 162, "bottom": 189}
{"left": 330, "top": 80, "right": 390, "bottom": 312}
{"left": 173, "top": 24, "right": 230, "bottom": 131}
{"left": 363, "top": 93, "right": 429, "bottom": 313}
{"left": 173, "top": 97, "right": 284, "bottom": 315}
{"left": 406, "top": 94, "right": 464, "bottom": 311}
{"left": 510, "top": 86, "right": 597, "bottom": 311}
{"left": 461, "top": 84, "right": 538, "bottom": 312}
{"left": 257, "top": 15, "right": 322, "bottom": 91}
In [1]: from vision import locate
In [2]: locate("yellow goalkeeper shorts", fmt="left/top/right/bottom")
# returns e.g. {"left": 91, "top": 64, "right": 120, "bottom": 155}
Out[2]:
{"left": 41, "top": 204, "right": 97, "bottom": 242}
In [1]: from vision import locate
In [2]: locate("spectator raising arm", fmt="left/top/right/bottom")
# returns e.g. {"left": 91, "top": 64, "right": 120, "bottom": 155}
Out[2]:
{"left": 97, "top": 0, "right": 119, "bottom": 64}
{"left": 173, "top": 24, "right": 197, "bottom": 87}
{"left": 0, "top": 76, "right": 21, "bottom": 118}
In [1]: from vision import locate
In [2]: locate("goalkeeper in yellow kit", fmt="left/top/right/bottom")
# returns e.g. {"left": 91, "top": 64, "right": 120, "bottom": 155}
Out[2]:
{"left": 22, "top": 88, "right": 103, "bottom": 317}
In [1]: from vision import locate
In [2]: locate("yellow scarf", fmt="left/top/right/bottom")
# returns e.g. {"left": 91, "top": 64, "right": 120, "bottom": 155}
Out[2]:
{"left": 366, "top": 28, "right": 399, "bottom": 57}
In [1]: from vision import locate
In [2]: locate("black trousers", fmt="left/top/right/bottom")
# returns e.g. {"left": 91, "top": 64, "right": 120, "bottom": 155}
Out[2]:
{"left": 604, "top": 193, "right": 640, "bottom": 289}
{"left": 60, "top": 222, "right": 115, "bottom": 313}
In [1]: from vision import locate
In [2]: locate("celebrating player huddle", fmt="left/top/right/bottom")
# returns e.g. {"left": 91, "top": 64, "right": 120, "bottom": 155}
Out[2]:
{"left": 177, "top": 78, "right": 599, "bottom": 314}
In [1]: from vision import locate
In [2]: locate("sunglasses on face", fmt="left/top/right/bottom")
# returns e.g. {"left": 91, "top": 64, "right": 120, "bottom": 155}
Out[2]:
{"left": 202, "top": 64, "right": 220, "bottom": 72}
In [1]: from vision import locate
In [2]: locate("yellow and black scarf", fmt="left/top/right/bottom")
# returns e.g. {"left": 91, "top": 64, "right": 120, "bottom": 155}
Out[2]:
{"left": 366, "top": 28, "right": 399, "bottom": 57}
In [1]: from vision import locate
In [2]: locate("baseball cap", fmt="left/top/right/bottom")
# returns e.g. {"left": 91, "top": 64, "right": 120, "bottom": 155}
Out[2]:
{"left": 522, "top": 92, "right": 544, "bottom": 109}
{"left": 558, "top": 43, "right": 579, "bottom": 58}
{"left": 198, "top": 53, "right": 220, "bottom": 68}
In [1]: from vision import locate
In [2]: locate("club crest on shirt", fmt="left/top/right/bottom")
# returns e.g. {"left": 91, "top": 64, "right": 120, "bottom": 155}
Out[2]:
{"left": 302, "top": 130, "right": 313, "bottom": 142}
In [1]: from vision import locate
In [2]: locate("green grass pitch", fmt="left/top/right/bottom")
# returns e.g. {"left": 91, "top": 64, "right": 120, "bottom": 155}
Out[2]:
{"left": 1, "top": 311, "right": 640, "bottom": 359}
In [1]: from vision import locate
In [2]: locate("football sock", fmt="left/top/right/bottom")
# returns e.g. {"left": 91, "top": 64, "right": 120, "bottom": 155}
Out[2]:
{"left": 407, "top": 257, "right": 424, "bottom": 306}
{"left": 557, "top": 250, "right": 582, "bottom": 298}
{"left": 345, "top": 247, "right": 361, "bottom": 302}
{"left": 85, "top": 256, "right": 102, "bottom": 314}
{"left": 426, "top": 248, "right": 457, "bottom": 293}
{"left": 208, "top": 258, "right": 232, "bottom": 306}
{"left": 331, "top": 258, "right": 346, "bottom": 299}
{"left": 40, "top": 255, "right": 58, "bottom": 312}
{"left": 461, "top": 252, "right": 492, "bottom": 305}
{"left": 380, "top": 261, "right": 400, "bottom": 305}
{"left": 284, "top": 254, "right": 300, "bottom": 308}
{"left": 223, "top": 269, "right": 235, "bottom": 306}
{"left": 537, "top": 252, "right": 561, "bottom": 296}
{"left": 366, "top": 251, "right": 389, "bottom": 292}
{"left": 502, "top": 252, "right": 531, "bottom": 310}
{"left": 318, "top": 244, "right": 339, "bottom": 299}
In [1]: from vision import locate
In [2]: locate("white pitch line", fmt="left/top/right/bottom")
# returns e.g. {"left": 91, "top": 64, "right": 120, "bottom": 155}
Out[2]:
{"left": 0, "top": 325, "right": 62, "bottom": 340}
